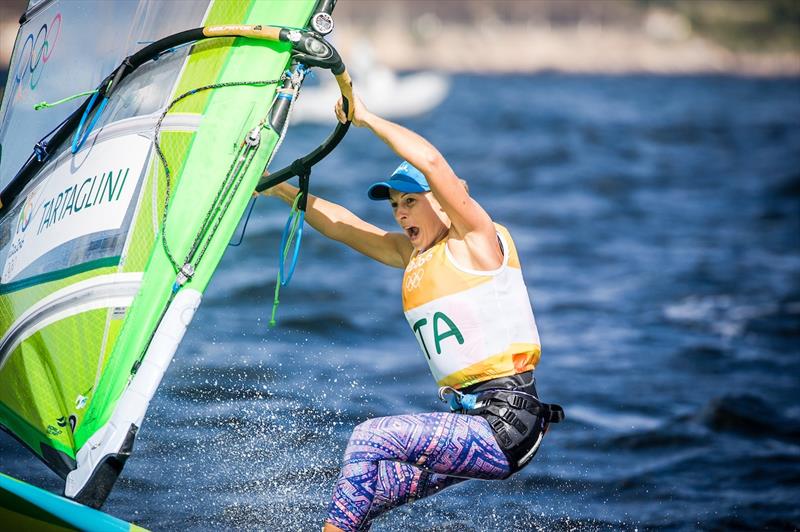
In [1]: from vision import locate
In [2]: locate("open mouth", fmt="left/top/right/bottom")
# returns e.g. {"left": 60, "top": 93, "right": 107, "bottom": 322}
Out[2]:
{"left": 406, "top": 227, "right": 419, "bottom": 239}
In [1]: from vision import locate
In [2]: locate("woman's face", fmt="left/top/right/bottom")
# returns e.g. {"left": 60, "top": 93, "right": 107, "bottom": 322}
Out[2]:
{"left": 389, "top": 190, "right": 449, "bottom": 251}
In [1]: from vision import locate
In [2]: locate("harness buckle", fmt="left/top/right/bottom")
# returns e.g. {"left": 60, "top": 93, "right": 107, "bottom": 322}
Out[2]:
{"left": 438, "top": 386, "right": 478, "bottom": 411}
{"left": 508, "top": 394, "right": 530, "bottom": 410}
{"left": 490, "top": 417, "right": 505, "bottom": 432}
{"left": 501, "top": 409, "right": 516, "bottom": 423}
{"left": 501, "top": 409, "right": 528, "bottom": 434}
{"left": 495, "top": 428, "right": 512, "bottom": 447}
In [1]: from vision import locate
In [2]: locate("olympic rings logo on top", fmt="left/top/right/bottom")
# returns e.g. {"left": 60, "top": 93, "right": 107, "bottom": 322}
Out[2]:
{"left": 406, "top": 248, "right": 434, "bottom": 273}
{"left": 405, "top": 269, "right": 425, "bottom": 292}
{"left": 14, "top": 12, "right": 62, "bottom": 93}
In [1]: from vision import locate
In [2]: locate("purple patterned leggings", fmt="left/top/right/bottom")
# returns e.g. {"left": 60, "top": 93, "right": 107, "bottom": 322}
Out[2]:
{"left": 325, "top": 412, "right": 512, "bottom": 531}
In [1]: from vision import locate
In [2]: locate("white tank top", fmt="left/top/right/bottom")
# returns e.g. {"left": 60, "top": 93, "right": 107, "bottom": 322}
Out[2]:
{"left": 402, "top": 224, "right": 541, "bottom": 389}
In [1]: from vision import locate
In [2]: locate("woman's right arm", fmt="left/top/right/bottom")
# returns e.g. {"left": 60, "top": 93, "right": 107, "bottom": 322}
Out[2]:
{"left": 262, "top": 181, "right": 412, "bottom": 269}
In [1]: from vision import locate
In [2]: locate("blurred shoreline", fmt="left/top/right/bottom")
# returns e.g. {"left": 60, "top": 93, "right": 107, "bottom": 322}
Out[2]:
{"left": 328, "top": 0, "right": 800, "bottom": 77}
{"left": 333, "top": 21, "right": 800, "bottom": 76}
{"left": 1, "top": 0, "right": 799, "bottom": 82}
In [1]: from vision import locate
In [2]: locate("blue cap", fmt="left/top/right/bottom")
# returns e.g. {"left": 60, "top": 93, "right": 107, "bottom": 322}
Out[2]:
{"left": 367, "top": 161, "right": 430, "bottom": 201}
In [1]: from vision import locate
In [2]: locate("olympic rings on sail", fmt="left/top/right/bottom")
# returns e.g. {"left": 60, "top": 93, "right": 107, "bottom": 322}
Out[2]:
{"left": 14, "top": 12, "right": 62, "bottom": 92}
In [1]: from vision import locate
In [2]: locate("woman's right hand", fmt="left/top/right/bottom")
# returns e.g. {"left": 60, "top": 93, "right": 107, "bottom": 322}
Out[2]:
{"left": 258, "top": 175, "right": 289, "bottom": 198}
{"left": 259, "top": 181, "right": 301, "bottom": 206}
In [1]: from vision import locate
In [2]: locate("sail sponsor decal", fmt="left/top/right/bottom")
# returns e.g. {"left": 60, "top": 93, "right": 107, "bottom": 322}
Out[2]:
{"left": 1, "top": 135, "right": 150, "bottom": 283}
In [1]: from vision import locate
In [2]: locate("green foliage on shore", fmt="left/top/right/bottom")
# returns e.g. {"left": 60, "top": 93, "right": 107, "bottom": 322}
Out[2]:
{"left": 639, "top": 0, "right": 800, "bottom": 51}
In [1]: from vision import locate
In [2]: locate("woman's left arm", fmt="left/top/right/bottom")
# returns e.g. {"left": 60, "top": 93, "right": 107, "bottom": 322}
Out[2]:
{"left": 336, "top": 97, "right": 495, "bottom": 240}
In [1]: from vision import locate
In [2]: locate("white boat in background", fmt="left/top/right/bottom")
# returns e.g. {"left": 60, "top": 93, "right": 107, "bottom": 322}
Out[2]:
{"left": 292, "top": 41, "right": 449, "bottom": 124}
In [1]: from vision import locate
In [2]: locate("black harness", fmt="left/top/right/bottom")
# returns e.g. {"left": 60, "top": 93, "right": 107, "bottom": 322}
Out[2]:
{"left": 441, "top": 373, "right": 564, "bottom": 472}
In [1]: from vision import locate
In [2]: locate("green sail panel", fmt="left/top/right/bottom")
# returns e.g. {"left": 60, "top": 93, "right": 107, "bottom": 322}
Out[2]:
{"left": 0, "top": 0, "right": 320, "bottom": 508}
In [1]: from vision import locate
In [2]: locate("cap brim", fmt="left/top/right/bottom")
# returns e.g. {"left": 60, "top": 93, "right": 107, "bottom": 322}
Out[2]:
{"left": 367, "top": 179, "right": 428, "bottom": 201}
{"left": 367, "top": 181, "right": 392, "bottom": 200}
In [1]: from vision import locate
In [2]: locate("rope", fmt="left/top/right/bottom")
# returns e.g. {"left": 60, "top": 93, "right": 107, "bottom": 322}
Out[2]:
{"left": 209, "top": 67, "right": 307, "bottom": 252}
{"left": 34, "top": 89, "right": 99, "bottom": 111}
{"left": 264, "top": 66, "right": 307, "bottom": 170}
{"left": 228, "top": 196, "right": 258, "bottom": 247}
{"left": 270, "top": 191, "right": 304, "bottom": 326}
{"left": 191, "top": 130, "right": 262, "bottom": 268}
{"left": 153, "top": 66, "right": 309, "bottom": 326}
{"left": 153, "top": 78, "right": 283, "bottom": 281}
{"left": 71, "top": 91, "right": 109, "bottom": 153}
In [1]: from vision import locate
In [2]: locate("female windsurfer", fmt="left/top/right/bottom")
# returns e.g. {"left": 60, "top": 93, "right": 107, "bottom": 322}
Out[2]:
{"left": 261, "top": 93, "right": 563, "bottom": 531}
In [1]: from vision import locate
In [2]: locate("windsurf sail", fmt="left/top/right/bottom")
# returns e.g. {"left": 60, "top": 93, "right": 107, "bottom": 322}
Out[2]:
{"left": 0, "top": 0, "right": 351, "bottom": 509}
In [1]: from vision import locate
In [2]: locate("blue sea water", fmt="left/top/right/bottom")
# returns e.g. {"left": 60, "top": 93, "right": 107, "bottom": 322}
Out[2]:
{"left": 2, "top": 74, "right": 800, "bottom": 530}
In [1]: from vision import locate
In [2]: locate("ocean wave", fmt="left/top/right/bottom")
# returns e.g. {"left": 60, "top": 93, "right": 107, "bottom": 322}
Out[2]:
{"left": 663, "top": 294, "right": 784, "bottom": 340}
{"left": 697, "top": 393, "right": 800, "bottom": 441}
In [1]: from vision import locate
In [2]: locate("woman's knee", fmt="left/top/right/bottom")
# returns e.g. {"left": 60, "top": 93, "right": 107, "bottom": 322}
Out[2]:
{"left": 347, "top": 417, "right": 386, "bottom": 446}
{"left": 342, "top": 417, "right": 391, "bottom": 462}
